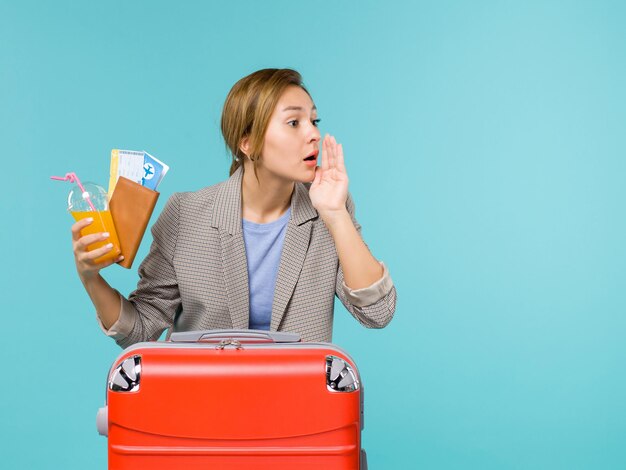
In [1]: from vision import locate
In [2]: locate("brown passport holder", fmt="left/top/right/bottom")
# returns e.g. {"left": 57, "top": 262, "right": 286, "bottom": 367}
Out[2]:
{"left": 109, "top": 176, "right": 160, "bottom": 269}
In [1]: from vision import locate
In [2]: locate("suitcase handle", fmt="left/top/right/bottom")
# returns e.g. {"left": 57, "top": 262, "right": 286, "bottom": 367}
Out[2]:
{"left": 169, "top": 329, "right": 301, "bottom": 344}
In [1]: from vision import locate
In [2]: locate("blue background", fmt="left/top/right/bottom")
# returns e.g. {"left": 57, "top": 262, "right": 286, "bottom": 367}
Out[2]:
{"left": 1, "top": 1, "right": 625, "bottom": 468}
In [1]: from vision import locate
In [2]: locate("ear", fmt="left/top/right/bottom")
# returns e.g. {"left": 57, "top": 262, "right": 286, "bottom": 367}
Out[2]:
{"left": 239, "top": 136, "right": 250, "bottom": 158}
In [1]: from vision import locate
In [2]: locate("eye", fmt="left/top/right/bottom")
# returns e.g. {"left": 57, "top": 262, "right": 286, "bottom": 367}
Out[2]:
{"left": 287, "top": 118, "right": 321, "bottom": 128}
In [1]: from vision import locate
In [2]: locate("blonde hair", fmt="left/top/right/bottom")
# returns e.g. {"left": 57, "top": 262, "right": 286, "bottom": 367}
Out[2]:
{"left": 221, "top": 68, "right": 310, "bottom": 176}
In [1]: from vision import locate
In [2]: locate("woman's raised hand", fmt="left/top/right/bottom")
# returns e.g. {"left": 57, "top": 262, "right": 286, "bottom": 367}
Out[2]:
{"left": 72, "top": 218, "right": 123, "bottom": 281}
{"left": 309, "top": 134, "right": 349, "bottom": 219}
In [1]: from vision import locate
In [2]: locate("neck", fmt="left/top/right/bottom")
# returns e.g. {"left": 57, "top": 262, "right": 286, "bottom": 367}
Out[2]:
{"left": 241, "top": 162, "right": 294, "bottom": 224}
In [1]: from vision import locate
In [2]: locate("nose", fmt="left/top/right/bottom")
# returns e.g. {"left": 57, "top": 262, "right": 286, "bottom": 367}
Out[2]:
{"left": 307, "top": 121, "right": 321, "bottom": 144}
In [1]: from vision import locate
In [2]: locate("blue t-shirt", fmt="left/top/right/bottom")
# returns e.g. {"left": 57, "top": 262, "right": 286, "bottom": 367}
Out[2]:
{"left": 242, "top": 207, "right": 291, "bottom": 330}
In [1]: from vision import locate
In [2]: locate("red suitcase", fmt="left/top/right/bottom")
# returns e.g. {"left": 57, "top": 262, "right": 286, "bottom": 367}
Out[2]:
{"left": 96, "top": 330, "right": 367, "bottom": 469}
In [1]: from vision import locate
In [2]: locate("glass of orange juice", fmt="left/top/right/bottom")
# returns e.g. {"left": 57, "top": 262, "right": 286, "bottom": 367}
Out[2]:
{"left": 68, "top": 182, "right": 121, "bottom": 264}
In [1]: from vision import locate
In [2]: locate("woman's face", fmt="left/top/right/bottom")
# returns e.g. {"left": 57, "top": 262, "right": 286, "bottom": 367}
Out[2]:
{"left": 257, "top": 85, "right": 321, "bottom": 183}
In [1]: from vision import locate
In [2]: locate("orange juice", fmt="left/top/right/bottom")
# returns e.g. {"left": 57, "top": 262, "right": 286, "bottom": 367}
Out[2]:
{"left": 71, "top": 210, "right": 122, "bottom": 264}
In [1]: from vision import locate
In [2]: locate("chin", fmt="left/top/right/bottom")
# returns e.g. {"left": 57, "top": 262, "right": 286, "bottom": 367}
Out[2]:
{"left": 270, "top": 167, "right": 317, "bottom": 184}
{"left": 299, "top": 169, "right": 317, "bottom": 184}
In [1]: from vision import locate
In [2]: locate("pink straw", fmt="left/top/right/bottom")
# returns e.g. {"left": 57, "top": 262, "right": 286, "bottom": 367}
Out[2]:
{"left": 50, "top": 172, "right": 97, "bottom": 212}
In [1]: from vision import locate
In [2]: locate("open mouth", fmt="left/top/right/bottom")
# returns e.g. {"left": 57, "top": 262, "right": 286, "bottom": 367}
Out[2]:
{"left": 304, "top": 150, "right": 319, "bottom": 162}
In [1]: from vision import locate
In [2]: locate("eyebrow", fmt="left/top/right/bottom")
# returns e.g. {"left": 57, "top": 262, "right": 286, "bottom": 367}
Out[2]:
{"left": 281, "top": 105, "right": 317, "bottom": 112}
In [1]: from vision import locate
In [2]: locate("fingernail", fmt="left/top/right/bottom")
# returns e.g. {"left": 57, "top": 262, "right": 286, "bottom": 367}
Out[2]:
{"left": 119, "top": 256, "right": 125, "bottom": 261}
{"left": 106, "top": 243, "right": 113, "bottom": 248}
{"left": 102, "top": 232, "right": 110, "bottom": 238}
{"left": 86, "top": 217, "right": 93, "bottom": 223}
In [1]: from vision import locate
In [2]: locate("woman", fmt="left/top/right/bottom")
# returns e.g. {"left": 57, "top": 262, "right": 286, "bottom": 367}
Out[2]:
{"left": 72, "top": 68, "right": 396, "bottom": 347}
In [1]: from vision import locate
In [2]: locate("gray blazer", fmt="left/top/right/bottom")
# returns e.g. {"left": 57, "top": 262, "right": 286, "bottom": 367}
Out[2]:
{"left": 101, "top": 166, "right": 396, "bottom": 347}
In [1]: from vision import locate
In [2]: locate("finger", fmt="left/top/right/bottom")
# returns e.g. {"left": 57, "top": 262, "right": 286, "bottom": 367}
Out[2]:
{"left": 83, "top": 243, "right": 115, "bottom": 261}
{"left": 91, "top": 256, "right": 118, "bottom": 270}
{"left": 71, "top": 217, "right": 93, "bottom": 241}
{"left": 77, "top": 232, "right": 110, "bottom": 250}
{"left": 103, "top": 254, "right": 125, "bottom": 267}
{"left": 331, "top": 136, "right": 340, "bottom": 170}
{"left": 327, "top": 134, "right": 336, "bottom": 171}
{"left": 312, "top": 166, "right": 322, "bottom": 187}
{"left": 336, "top": 143, "right": 346, "bottom": 173}
{"left": 321, "top": 135, "right": 330, "bottom": 171}
{"left": 324, "top": 134, "right": 333, "bottom": 170}
{"left": 84, "top": 254, "right": 122, "bottom": 272}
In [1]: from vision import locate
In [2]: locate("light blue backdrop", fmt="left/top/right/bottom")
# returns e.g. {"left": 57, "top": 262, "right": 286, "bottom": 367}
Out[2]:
{"left": 1, "top": 1, "right": 625, "bottom": 468}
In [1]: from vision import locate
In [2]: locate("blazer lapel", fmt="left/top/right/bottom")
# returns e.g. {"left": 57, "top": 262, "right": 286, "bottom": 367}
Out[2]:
{"left": 219, "top": 231, "right": 249, "bottom": 330}
{"left": 212, "top": 167, "right": 249, "bottom": 330}
{"left": 270, "top": 182, "right": 318, "bottom": 331}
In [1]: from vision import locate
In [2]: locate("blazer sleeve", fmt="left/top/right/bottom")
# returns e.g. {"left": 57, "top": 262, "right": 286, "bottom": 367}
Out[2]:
{"left": 335, "top": 193, "right": 397, "bottom": 328}
{"left": 97, "top": 193, "right": 183, "bottom": 348}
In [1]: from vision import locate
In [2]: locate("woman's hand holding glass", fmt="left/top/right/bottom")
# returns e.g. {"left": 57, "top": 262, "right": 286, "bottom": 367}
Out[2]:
{"left": 72, "top": 218, "right": 124, "bottom": 281}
